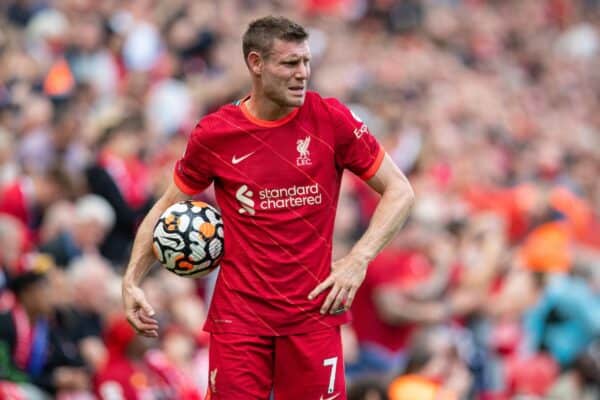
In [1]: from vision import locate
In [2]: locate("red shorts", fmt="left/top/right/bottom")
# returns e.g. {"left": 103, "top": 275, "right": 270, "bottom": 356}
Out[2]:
{"left": 206, "top": 327, "right": 346, "bottom": 400}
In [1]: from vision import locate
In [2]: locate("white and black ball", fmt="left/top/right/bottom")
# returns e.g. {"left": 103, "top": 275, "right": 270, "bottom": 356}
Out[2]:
{"left": 152, "top": 200, "right": 224, "bottom": 278}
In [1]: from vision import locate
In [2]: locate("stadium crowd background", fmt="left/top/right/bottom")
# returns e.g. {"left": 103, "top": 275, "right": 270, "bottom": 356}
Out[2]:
{"left": 0, "top": 0, "right": 599, "bottom": 399}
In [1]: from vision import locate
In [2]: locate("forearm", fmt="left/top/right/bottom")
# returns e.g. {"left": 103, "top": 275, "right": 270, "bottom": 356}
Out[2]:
{"left": 375, "top": 291, "right": 446, "bottom": 324}
{"left": 122, "top": 182, "right": 189, "bottom": 287}
{"left": 391, "top": 302, "right": 446, "bottom": 324}
{"left": 350, "top": 180, "right": 414, "bottom": 263}
{"left": 122, "top": 201, "right": 164, "bottom": 287}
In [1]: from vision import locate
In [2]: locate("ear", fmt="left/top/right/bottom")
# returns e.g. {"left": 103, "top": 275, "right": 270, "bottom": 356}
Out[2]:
{"left": 247, "top": 51, "right": 263, "bottom": 76}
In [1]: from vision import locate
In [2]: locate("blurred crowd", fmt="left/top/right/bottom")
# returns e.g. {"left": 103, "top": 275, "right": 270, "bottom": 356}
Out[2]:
{"left": 0, "top": 0, "right": 599, "bottom": 399}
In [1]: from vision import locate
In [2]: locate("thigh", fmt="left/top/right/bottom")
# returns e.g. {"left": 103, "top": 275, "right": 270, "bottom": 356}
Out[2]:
{"left": 273, "top": 327, "right": 346, "bottom": 400}
{"left": 208, "top": 333, "right": 274, "bottom": 400}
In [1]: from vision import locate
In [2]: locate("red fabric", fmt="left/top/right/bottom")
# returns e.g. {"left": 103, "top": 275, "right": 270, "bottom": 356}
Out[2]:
{"left": 546, "top": 0, "right": 575, "bottom": 27}
{"left": 94, "top": 358, "right": 141, "bottom": 400}
{"left": 174, "top": 92, "right": 383, "bottom": 336}
{"left": 97, "top": 317, "right": 202, "bottom": 400}
{"left": 504, "top": 354, "right": 559, "bottom": 396}
{"left": 352, "top": 249, "right": 433, "bottom": 352}
{"left": 11, "top": 304, "right": 33, "bottom": 371}
{"left": 463, "top": 185, "right": 531, "bottom": 242}
{"left": 95, "top": 317, "right": 140, "bottom": 398}
{"left": 208, "top": 327, "right": 345, "bottom": 399}
{"left": 303, "top": 0, "right": 348, "bottom": 15}
{"left": 0, "top": 382, "right": 27, "bottom": 400}
{"left": 95, "top": 357, "right": 187, "bottom": 400}
{"left": 0, "top": 182, "right": 29, "bottom": 229}
{"left": 0, "top": 213, "right": 30, "bottom": 271}
{"left": 549, "top": 187, "right": 600, "bottom": 249}
{"left": 144, "top": 351, "right": 202, "bottom": 400}
{"left": 103, "top": 316, "right": 137, "bottom": 358}
{"left": 429, "top": 162, "right": 453, "bottom": 190}
{"left": 98, "top": 151, "right": 150, "bottom": 209}
{"left": 489, "top": 319, "right": 523, "bottom": 356}
{"left": 0, "top": 181, "right": 37, "bottom": 245}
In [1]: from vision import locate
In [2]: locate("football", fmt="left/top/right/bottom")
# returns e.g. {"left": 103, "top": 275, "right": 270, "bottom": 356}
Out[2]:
{"left": 152, "top": 200, "right": 224, "bottom": 278}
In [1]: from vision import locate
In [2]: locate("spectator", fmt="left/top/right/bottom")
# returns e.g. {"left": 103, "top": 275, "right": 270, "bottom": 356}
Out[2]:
{"left": 85, "top": 117, "right": 154, "bottom": 265}
{"left": 94, "top": 315, "right": 202, "bottom": 400}
{"left": 388, "top": 326, "right": 471, "bottom": 400}
{"left": 347, "top": 378, "right": 389, "bottom": 400}
{"left": 349, "top": 222, "right": 455, "bottom": 378}
{"left": 548, "top": 340, "right": 600, "bottom": 400}
{"left": 39, "top": 195, "right": 116, "bottom": 267}
{"left": 0, "top": 167, "right": 72, "bottom": 242}
{"left": 0, "top": 253, "right": 90, "bottom": 397}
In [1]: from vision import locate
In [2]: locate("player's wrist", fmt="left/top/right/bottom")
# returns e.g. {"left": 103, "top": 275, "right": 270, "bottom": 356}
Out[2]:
{"left": 349, "top": 247, "right": 374, "bottom": 267}
{"left": 122, "top": 275, "right": 140, "bottom": 291}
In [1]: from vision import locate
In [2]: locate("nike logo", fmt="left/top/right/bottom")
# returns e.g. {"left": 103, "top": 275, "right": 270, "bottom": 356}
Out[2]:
{"left": 232, "top": 152, "right": 255, "bottom": 164}
{"left": 319, "top": 394, "right": 340, "bottom": 400}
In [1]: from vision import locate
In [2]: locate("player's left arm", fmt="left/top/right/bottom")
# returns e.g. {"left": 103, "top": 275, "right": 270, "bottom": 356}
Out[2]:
{"left": 309, "top": 154, "right": 414, "bottom": 314}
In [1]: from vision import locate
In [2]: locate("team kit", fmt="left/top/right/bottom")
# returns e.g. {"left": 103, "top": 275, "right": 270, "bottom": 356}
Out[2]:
{"left": 171, "top": 91, "right": 384, "bottom": 398}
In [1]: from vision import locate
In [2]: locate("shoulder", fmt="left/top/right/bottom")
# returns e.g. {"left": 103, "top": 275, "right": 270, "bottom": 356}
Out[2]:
{"left": 303, "top": 91, "right": 340, "bottom": 110}
{"left": 309, "top": 95, "right": 365, "bottom": 134}
{"left": 189, "top": 103, "right": 240, "bottom": 140}
{"left": 308, "top": 92, "right": 345, "bottom": 111}
{"left": 321, "top": 97, "right": 358, "bottom": 122}
{"left": 299, "top": 91, "right": 347, "bottom": 119}
{"left": 306, "top": 93, "right": 355, "bottom": 122}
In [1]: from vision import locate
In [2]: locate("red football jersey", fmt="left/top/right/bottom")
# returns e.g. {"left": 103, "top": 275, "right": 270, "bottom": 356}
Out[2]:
{"left": 174, "top": 91, "right": 384, "bottom": 336}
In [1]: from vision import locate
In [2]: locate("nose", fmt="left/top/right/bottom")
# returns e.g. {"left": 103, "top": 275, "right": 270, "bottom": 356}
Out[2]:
{"left": 295, "top": 63, "right": 309, "bottom": 80}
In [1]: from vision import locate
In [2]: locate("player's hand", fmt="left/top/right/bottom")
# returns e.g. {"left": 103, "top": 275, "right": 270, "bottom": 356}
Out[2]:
{"left": 308, "top": 253, "right": 368, "bottom": 314}
{"left": 122, "top": 283, "right": 159, "bottom": 337}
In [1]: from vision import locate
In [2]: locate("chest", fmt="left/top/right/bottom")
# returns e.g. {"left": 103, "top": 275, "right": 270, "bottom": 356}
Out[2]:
{"left": 214, "top": 124, "right": 337, "bottom": 189}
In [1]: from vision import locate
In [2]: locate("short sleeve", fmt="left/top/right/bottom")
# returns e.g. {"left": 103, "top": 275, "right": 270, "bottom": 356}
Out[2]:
{"left": 328, "top": 98, "right": 385, "bottom": 180}
{"left": 173, "top": 124, "right": 214, "bottom": 195}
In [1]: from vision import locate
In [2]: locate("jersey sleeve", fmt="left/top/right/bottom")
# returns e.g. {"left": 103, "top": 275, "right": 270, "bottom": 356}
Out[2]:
{"left": 173, "top": 124, "right": 214, "bottom": 195}
{"left": 327, "top": 98, "right": 385, "bottom": 180}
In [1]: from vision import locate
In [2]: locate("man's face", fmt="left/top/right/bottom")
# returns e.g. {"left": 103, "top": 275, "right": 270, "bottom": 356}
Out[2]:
{"left": 260, "top": 39, "right": 311, "bottom": 108}
{"left": 23, "top": 278, "right": 53, "bottom": 317}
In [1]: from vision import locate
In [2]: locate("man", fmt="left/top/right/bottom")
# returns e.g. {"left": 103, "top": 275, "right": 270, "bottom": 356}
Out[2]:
{"left": 0, "top": 166, "right": 71, "bottom": 243}
{"left": 39, "top": 195, "right": 116, "bottom": 267}
{"left": 388, "top": 327, "right": 471, "bottom": 400}
{"left": 86, "top": 116, "right": 154, "bottom": 264}
{"left": 123, "top": 16, "right": 414, "bottom": 399}
{"left": 0, "top": 254, "right": 90, "bottom": 397}
{"left": 95, "top": 315, "right": 202, "bottom": 400}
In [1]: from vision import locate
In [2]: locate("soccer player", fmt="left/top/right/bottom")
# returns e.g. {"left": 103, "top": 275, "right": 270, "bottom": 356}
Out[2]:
{"left": 122, "top": 16, "right": 414, "bottom": 399}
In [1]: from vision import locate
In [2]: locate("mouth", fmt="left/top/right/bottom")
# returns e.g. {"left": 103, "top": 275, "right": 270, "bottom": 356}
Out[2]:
{"left": 288, "top": 86, "right": 305, "bottom": 95}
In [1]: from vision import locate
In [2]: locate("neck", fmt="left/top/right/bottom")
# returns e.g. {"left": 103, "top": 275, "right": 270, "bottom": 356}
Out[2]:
{"left": 245, "top": 93, "right": 295, "bottom": 121}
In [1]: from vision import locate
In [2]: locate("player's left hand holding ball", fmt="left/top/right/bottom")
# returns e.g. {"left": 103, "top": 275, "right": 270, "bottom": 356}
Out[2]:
{"left": 308, "top": 253, "right": 369, "bottom": 314}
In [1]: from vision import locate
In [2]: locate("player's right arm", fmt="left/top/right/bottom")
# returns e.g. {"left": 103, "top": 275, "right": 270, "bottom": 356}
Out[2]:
{"left": 122, "top": 181, "right": 191, "bottom": 337}
{"left": 123, "top": 122, "right": 214, "bottom": 336}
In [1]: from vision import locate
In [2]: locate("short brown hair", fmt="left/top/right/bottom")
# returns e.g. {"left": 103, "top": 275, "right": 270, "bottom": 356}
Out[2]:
{"left": 242, "top": 16, "right": 308, "bottom": 62}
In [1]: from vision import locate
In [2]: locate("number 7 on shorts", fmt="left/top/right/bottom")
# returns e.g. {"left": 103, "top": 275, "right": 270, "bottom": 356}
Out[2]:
{"left": 323, "top": 357, "right": 338, "bottom": 394}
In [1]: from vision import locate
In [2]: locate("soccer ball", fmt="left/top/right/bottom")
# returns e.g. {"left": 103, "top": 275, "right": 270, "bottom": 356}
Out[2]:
{"left": 152, "top": 200, "right": 224, "bottom": 278}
